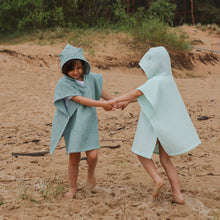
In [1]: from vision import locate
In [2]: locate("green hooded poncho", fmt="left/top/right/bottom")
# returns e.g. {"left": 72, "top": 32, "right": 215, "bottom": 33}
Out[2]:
{"left": 50, "top": 44, "right": 103, "bottom": 155}
{"left": 132, "top": 46, "right": 201, "bottom": 158}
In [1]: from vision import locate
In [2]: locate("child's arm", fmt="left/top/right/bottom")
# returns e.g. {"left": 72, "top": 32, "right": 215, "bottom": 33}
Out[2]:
{"left": 117, "top": 101, "right": 129, "bottom": 110}
{"left": 101, "top": 89, "right": 127, "bottom": 110}
{"left": 114, "top": 89, "right": 143, "bottom": 104}
{"left": 71, "top": 96, "right": 115, "bottom": 111}
{"left": 101, "top": 88, "right": 116, "bottom": 111}
{"left": 101, "top": 89, "right": 113, "bottom": 100}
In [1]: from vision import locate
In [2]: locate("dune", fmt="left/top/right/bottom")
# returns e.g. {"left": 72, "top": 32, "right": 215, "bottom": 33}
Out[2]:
{"left": 0, "top": 25, "right": 219, "bottom": 219}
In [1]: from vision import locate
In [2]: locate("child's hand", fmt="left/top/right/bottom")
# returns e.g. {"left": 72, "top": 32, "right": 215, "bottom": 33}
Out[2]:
{"left": 103, "top": 100, "right": 116, "bottom": 111}
{"left": 116, "top": 101, "right": 129, "bottom": 110}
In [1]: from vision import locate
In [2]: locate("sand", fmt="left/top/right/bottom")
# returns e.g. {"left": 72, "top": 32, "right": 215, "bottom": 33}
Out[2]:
{"left": 0, "top": 25, "right": 219, "bottom": 219}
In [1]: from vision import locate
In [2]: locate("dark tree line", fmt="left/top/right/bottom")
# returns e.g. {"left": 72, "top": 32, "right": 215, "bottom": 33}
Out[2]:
{"left": 173, "top": 0, "right": 220, "bottom": 25}
{"left": 0, "top": 0, "right": 219, "bottom": 32}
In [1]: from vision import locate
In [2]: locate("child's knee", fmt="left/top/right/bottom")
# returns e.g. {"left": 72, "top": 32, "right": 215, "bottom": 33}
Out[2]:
{"left": 87, "top": 150, "right": 98, "bottom": 163}
{"left": 69, "top": 153, "right": 81, "bottom": 166}
{"left": 160, "top": 156, "right": 171, "bottom": 167}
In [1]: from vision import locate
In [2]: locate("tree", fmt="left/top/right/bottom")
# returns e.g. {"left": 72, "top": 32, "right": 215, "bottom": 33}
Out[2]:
{"left": 190, "top": 0, "right": 195, "bottom": 25}
{"left": 150, "top": 0, "right": 176, "bottom": 25}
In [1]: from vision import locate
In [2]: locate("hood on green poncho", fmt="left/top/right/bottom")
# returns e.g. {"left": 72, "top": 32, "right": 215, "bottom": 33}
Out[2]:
{"left": 59, "top": 44, "right": 91, "bottom": 75}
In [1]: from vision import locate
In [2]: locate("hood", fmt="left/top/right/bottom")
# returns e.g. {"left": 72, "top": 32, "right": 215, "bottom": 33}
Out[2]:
{"left": 139, "top": 46, "right": 172, "bottom": 79}
{"left": 59, "top": 44, "right": 91, "bottom": 75}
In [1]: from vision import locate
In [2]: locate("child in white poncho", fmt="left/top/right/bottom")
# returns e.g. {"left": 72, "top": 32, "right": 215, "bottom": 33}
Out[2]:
{"left": 115, "top": 46, "right": 201, "bottom": 204}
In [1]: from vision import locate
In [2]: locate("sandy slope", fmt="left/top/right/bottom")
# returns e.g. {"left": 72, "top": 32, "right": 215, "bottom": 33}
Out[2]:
{"left": 0, "top": 26, "right": 219, "bottom": 219}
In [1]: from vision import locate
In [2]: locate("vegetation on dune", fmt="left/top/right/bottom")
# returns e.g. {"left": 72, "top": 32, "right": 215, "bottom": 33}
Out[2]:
{"left": 0, "top": 0, "right": 219, "bottom": 53}
{"left": 0, "top": 0, "right": 219, "bottom": 32}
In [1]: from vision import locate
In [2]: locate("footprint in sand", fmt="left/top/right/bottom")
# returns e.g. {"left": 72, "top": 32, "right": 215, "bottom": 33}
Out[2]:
{"left": 184, "top": 195, "right": 212, "bottom": 217}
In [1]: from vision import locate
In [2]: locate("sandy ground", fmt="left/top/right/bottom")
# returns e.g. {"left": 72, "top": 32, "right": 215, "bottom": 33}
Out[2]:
{"left": 0, "top": 25, "right": 219, "bottom": 219}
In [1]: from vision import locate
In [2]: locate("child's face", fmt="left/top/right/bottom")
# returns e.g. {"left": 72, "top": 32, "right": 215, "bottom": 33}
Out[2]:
{"left": 67, "top": 61, "right": 84, "bottom": 81}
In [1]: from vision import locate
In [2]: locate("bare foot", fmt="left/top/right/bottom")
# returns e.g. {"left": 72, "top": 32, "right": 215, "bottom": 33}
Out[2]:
{"left": 172, "top": 193, "right": 184, "bottom": 204}
{"left": 86, "top": 174, "right": 96, "bottom": 189}
{"left": 64, "top": 188, "right": 76, "bottom": 199}
{"left": 153, "top": 180, "right": 164, "bottom": 197}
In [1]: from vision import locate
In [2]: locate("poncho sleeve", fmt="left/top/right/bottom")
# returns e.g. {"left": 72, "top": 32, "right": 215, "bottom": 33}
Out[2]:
{"left": 54, "top": 76, "right": 83, "bottom": 116}
{"left": 137, "top": 76, "right": 162, "bottom": 118}
{"left": 89, "top": 72, "right": 103, "bottom": 100}
{"left": 50, "top": 76, "right": 83, "bottom": 154}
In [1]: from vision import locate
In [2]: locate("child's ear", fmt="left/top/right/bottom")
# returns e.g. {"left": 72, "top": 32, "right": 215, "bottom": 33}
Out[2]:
{"left": 58, "top": 54, "right": 64, "bottom": 61}
{"left": 79, "top": 48, "right": 83, "bottom": 53}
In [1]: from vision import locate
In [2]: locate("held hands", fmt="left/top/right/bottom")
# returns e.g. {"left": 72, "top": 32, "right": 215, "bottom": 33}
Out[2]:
{"left": 102, "top": 89, "right": 140, "bottom": 111}
{"left": 102, "top": 100, "right": 129, "bottom": 111}
{"left": 116, "top": 101, "right": 129, "bottom": 110}
{"left": 103, "top": 100, "right": 116, "bottom": 111}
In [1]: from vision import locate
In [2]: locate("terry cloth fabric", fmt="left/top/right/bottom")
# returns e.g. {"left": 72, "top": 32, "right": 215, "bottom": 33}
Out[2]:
{"left": 59, "top": 44, "right": 91, "bottom": 75}
{"left": 131, "top": 46, "right": 201, "bottom": 159}
{"left": 50, "top": 44, "right": 103, "bottom": 155}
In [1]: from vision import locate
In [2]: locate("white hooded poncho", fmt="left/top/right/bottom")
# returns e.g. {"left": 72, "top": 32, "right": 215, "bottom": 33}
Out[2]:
{"left": 131, "top": 46, "right": 201, "bottom": 158}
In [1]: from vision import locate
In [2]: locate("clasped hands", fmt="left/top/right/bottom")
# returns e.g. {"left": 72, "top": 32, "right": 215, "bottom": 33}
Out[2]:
{"left": 103, "top": 99, "right": 128, "bottom": 111}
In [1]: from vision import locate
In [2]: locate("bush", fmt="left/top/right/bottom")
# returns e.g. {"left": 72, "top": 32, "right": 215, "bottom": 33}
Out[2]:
{"left": 0, "top": 0, "right": 64, "bottom": 32}
{"left": 150, "top": 0, "right": 176, "bottom": 25}
{"left": 131, "top": 17, "right": 189, "bottom": 52}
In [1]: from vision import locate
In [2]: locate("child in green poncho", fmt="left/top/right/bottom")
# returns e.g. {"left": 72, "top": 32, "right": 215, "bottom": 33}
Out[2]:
{"left": 50, "top": 44, "right": 119, "bottom": 198}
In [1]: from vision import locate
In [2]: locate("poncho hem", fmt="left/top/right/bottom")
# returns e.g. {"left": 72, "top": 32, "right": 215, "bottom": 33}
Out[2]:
{"left": 167, "top": 141, "right": 201, "bottom": 156}
{"left": 66, "top": 145, "right": 100, "bottom": 155}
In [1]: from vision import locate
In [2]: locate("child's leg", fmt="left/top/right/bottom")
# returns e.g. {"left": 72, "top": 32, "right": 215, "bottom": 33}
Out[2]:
{"left": 85, "top": 149, "right": 98, "bottom": 188}
{"left": 137, "top": 155, "right": 163, "bottom": 197}
{"left": 159, "top": 144, "right": 184, "bottom": 204}
{"left": 64, "top": 152, "right": 81, "bottom": 198}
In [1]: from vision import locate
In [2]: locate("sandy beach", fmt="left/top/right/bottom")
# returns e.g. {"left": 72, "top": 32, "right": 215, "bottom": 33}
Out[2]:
{"left": 0, "top": 25, "right": 219, "bottom": 219}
